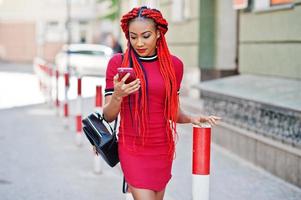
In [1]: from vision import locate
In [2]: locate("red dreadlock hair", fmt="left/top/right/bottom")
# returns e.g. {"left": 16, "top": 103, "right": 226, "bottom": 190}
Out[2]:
{"left": 120, "top": 6, "right": 179, "bottom": 158}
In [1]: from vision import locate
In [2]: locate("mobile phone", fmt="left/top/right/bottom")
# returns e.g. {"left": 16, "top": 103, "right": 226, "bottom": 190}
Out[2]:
{"left": 117, "top": 67, "right": 136, "bottom": 84}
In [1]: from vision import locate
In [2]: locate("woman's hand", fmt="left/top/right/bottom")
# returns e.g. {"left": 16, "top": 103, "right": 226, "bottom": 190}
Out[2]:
{"left": 191, "top": 115, "right": 221, "bottom": 127}
{"left": 112, "top": 73, "right": 140, "bottom": 101}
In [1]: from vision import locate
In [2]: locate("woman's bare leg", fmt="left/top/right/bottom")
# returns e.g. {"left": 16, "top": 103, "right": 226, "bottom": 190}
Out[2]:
{"left": 155, "top": 189, "right": 165, "bottom": 200}
{"left": 130, "top": 185, "right": 156, "bottom": 200}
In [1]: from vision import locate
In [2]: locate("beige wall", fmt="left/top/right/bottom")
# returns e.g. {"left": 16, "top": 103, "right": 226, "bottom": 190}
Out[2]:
{"left": 0, "top": 0, "right": 99, "bottom": 63}
{"left": 42, "top": 42, "right": 64, "bottom": 63}
{"left": 0, "top": 22, "right": 36, "bottom": 62}
{"left": 239, "top": 4, "right": 301, "bottom": 79}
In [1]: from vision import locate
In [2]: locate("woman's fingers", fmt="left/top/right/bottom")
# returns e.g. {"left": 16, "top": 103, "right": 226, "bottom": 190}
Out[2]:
{"left": 127, "top": 82, "right": 140, "bottom": 93}
{"left": 124, "top": 81, "right": 140, "bottom": 94}
{"left": 113, "top": 74, "right": 119, "bottom": 84}
{"left": 211, "top": 116, "right": 221, "bottom": 120}
{"left": 121, "top": 73, "right": 131, "bottom": 83}
{"left": 207, "top": 116, "right": 221, "bottom": 125}
{"left": 127, "top": 78, "right": 140, "bottom": 87}
{"left": 192, "top": 115, "right": 221, "bottom": 126}
{"left": 114, "top": 75, "right": 140, "bottom": 97}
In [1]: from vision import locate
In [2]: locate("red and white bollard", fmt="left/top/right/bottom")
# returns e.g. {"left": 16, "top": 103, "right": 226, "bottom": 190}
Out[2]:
{"left": 75, "top": 77, "right": 83, "bottom": 146}
{"left": 63, "top": 72, "right": 70, "bottom": 128}
{"left": 192, "top": 124, "right": 211, "bottom": 200}
{"left": 94, "top": 85, "right": 104, "bottom": 174}
{"left": 55, "top": 69, "right": 60, "bottom": 116}
{"left": 43, "top": 64, "right": 53, "bottom": 106}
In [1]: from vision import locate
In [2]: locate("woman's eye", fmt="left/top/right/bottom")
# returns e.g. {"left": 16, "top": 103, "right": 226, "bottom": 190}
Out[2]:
{"left": 143, "top": 35, "right": 150, "bottom": 39}
{"left": 130, "top": 37, "right": 136, "bottom": 40}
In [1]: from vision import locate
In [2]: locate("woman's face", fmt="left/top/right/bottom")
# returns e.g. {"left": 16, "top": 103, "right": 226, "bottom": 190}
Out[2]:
{"left": 128, "top": 18, "right": 160, "bottom": 57}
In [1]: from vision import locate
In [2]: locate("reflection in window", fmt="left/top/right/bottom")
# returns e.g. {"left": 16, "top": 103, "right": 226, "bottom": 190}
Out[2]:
{"left": 271, "top": 0, "right": 293, "bottom": 5}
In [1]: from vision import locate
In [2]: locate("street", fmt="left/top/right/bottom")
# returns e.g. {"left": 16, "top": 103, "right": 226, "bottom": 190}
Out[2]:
{"left": 1, "top": 63, "right": 301, "bottom": 200}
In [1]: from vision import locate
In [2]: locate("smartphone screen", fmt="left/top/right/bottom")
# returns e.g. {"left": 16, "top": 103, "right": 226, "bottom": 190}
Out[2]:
{"left": 117, "top": 67, "right": 136, "bottom": 84}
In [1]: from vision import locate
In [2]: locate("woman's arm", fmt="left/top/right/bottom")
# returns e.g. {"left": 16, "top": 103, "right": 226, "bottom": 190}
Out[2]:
{"left": 103, "top": 73, "right": 140, "bottom": 122}
{"left": 103, "top": 95, "right": 122, "bottom": 122}
{"left": 177, "top": 106, "right": 221, "bottom": 126}
{"left": 177, "top": 107, "right": 193, "bottom": 124}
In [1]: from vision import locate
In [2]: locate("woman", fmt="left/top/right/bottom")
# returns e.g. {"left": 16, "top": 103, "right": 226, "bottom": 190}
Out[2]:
{"left": 103, "top": 6, "right": 220, "bottom": 200}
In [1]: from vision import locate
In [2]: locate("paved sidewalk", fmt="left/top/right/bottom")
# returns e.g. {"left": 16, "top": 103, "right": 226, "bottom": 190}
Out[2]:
{"left": 1, "top": 65, "right": 301, "bottom": 200}
{"left": 168, "top": 123, "right": 301, "bottom": 200}
{"left": 0, "top": 103, "right": 124, "bottom": 200}
{"left": 2, "top": 98, "right": 301, "bottom": 200}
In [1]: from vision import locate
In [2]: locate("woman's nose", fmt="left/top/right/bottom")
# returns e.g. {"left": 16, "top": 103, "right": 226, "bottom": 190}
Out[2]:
{"left": 137, "top": 38, "right": 144, "bottom": 47}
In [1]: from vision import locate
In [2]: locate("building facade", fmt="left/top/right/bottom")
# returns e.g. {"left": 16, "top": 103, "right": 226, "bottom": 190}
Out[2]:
{"left": 119, "top": 0, "right": 301, "bottom": 187}
{"left": 198, "top": 0, "right": 301, "bottom": 188}
{"left": 0, "top": 0, "right": 102, "bottom": 63}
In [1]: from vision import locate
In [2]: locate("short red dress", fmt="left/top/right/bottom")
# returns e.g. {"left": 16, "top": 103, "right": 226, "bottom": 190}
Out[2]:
{"left": 105, "top": 53, "right": 183, "bottom": 191}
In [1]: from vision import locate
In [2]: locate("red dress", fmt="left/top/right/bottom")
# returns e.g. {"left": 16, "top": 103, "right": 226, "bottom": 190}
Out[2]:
{"left": 105, "top": 53, "right": 183, "bottom": 191}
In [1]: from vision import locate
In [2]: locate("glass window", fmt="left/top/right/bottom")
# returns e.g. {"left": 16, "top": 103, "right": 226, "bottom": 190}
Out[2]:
{"left": 233, "top": 0, "right": 248, "bottom": 10}
{"left": 254, "top": 0, "right": 270, "bottom": 10}
{"left": 171, "top": 0, "right": 190, "bottom": 22}
{"left": 45, "top": 21, "right": 63, "bottom": 42}
{"left": 271, "top": 0, "right": 293, "bottom": 5}
{"left": 253, "top": 0, "right": 294, "bottom": 12}
{"left": 172, "top": 0, "right": 184, "bottom": 22}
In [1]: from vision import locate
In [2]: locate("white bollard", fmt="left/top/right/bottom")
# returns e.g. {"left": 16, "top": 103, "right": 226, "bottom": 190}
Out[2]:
{"left": 46, "top": 64, "right": 53, "bottom": 106}
{"left": 93, "top": 85, "right": 103, "bottom": 174}
{"left": 55, "top": 69, "right": 60, "bottom": 116}
{"left": 192, "top": 124, "right": 211, "bottom": 200}
{"left": 75, "top": 77, "right": 83, "bottom": 146}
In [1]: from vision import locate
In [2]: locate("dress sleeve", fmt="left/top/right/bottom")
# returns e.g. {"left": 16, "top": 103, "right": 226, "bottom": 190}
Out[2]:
{"left": 105, "top": 53, "right": 123, "bottom": 96}
{"left": 172, "top": 55, "right": 184, "bottom": 95}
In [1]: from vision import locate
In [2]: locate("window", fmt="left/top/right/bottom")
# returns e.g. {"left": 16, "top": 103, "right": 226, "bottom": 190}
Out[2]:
{"left": 254, "top": 0, "right": 270, "bottom": 10}
{"left": 253, "top": 0, "right": 294, "bottom": 12}
{"left": 233, "top": 0, "right": 248, "bottom": 10}
{"left": 45, "top": 21, "right": 62, "bottom": 42}
{"left": 271, "top": 0, "right": 293, "bottom": 5}
{"left": 171, "top": 0, "right": 190, "bottom": 22}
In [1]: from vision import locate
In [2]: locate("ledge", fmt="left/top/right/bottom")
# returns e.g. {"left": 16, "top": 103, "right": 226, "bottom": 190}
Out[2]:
{"left": 194, "top": 74, "right": 301, "bottom": 148}
{"left": 195, "top": 74, "right": 301, "bottom": 112}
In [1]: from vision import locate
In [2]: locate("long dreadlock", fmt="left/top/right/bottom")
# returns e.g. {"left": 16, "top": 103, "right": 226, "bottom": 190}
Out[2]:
{"left": 120, "top": 6, "right": 179, "bottom": 158}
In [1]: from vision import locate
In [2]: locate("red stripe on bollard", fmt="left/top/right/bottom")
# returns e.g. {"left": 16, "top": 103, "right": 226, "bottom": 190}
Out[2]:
{"left": 56, "top": 99, "right": 60, "bottom": 107}
{"left": 76, "top": 115, "right": 82, "bottom": 132}
{"left": 47, "top": 66, "right": 53, "bottom": 77}
{"left": 95, "top": 86, "right": 102, "bottom": 108}
{"left": 94, "top": 85, "right": 103, "bottom": 173}
{"left": 55, "top": 70, "right": 59, "bottom": 79}
{"left": 64, "top": 103, "right": 69, "bottom": 117}
{"left": 55, "top": 70, "right": 60, "bottom": 108}
{"left": 192, "top": 126, "right": 211, "bottom": 175}
{"left": 64, "top": 73, "right": 69, "bottom": 87}
{"left": 77, "top": 78, "right": 82, "bottom": 96}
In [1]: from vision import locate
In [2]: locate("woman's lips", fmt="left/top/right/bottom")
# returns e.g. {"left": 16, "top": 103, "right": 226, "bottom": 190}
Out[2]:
{"left": 137, "top": 49, "right": 147, "bottom": 53}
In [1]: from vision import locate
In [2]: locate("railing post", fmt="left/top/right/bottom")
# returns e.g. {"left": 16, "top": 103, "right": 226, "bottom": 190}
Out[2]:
{"left": 75, "top": 76, "right": 83, "bottom": 146}
{"left": 63, "top": 72, "right": 70, "bottom": 128}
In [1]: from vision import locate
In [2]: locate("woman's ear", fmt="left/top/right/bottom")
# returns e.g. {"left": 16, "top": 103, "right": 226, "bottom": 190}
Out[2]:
{"left": 156, "top": 30, "right": 160, "bottom": 39}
